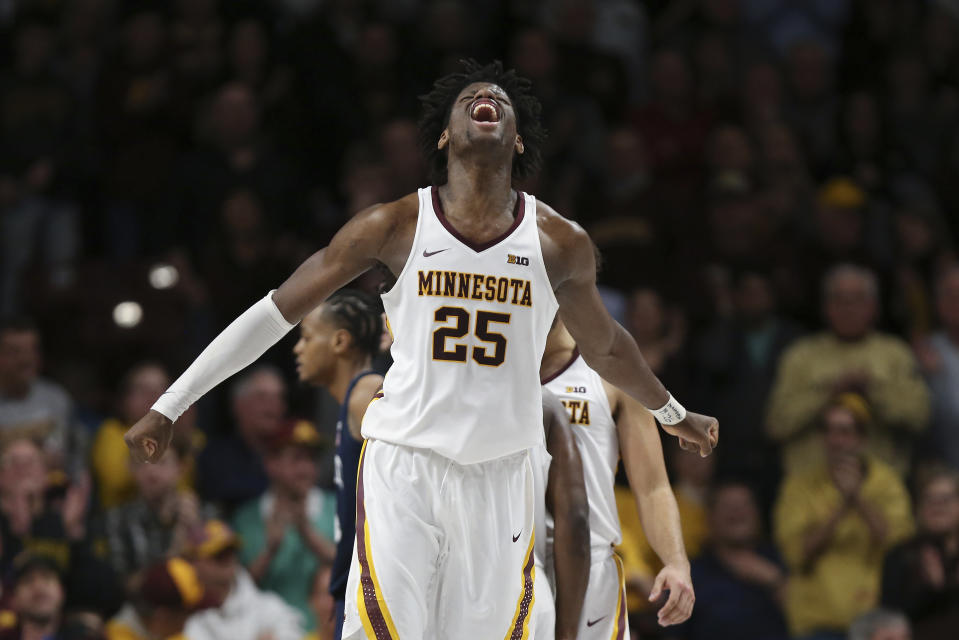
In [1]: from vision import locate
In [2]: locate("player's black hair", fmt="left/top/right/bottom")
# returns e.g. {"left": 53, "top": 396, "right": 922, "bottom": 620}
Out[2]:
{"left": 323, "top": 289, "right": 384, "bottom": 359}
{"left": 418, "top": 59, "right": 547, "bottom": 185}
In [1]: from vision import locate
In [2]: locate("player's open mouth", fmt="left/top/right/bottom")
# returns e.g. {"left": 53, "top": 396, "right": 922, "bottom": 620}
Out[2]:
{"left": 470, "top": 99, "right": 500, "bottom": 124}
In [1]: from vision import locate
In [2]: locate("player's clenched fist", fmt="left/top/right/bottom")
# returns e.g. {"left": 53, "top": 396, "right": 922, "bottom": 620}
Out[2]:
{"left": 124, "top": 410, "right": 174, "bottom": 463}
{"left": 662, "top": 412, "right": 719, "bottom": 457}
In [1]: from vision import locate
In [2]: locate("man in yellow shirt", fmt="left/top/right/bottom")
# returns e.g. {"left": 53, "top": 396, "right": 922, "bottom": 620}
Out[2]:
{"left": 774, "top": 393, "right": 913, "bottom": 639}
{"left": 766, "top": 264, "right": 929, "bottom": 475}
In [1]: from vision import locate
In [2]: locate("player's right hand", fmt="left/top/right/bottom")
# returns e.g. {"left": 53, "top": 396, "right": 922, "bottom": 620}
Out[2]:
{"left": 124, "top": 410, "right": 174, "bottom": 463}
{"left": 661, "top": 412, "right": 719, "bottom": 457}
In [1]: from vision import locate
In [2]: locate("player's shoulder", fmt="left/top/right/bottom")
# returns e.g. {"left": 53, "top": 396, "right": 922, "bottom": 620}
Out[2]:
{"left": 348, "top": 373, "right": 384, "bottom": 419}
{"left": 533, "top": 199, "right": 589, "bottom": 247}
{"left": 361, "top": 192, "right": 420, "bottom": 227}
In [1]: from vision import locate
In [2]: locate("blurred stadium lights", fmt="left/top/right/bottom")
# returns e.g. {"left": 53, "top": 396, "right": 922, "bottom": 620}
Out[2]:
{"left": 148, "top": 264, "right": 179, "bottom": 289}
{"left": 112, "top": 301, "right": 144, "bottom": 328}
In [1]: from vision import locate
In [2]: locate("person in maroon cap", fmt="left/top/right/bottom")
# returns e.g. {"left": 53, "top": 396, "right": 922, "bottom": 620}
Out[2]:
{"left": 106, "top": 557, "right": 213, "bottom": 640}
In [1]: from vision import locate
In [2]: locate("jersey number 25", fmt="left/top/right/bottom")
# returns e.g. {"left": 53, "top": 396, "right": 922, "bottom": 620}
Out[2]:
{"left": 432, "top": 306, "right": 510, "bottom": 367}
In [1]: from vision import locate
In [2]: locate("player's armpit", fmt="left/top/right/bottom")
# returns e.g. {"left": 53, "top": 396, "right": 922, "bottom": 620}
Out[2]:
{"left": 273, "top": 196, "right": 416, "bottom": 323}
{"left": 543, "top": 389, "right": 590, "bottom": 638}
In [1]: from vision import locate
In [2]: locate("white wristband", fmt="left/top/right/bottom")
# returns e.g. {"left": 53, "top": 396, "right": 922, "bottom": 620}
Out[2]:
{"left": 652, "top": 393, "right": 687, "bottom": 425}
{"left": 152, "top": 290, "right": 296, "bottom": 422}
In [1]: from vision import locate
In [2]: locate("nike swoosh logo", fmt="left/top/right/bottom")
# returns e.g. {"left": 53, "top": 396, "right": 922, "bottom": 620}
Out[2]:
{"left": 512, "top": 530, "right": 522, "bottom": 543}
{"left": 586, "top": 617, "right": 606, "bottom": 627}
{"left": 423, "top": 248, "right": 450, "bottom": 257}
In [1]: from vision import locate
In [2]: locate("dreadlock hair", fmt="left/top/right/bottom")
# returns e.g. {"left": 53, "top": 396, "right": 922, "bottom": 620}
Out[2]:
{"left": 323, "top": 289, "right": 384, "bottom": 359}
{"left": 418, "top": 59, "right": 547, "bottom": 185}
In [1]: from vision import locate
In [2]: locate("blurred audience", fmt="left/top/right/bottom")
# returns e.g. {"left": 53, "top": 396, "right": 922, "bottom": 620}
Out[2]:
{"left": 232, "top": 419, "right": 334, "bottom": 631}
{"left": 0, "top": 552, "right": 66, "bottom": 640}
{"left": 881, "top": 467, "right": 959, "bottom": 639}
{"left": 847, "top": 609, "right": 912, "bottom": 640}
{"left": 101, "top": 433, "right": 210, "bottom": 592}
{"left": 766, "top": 265, "right": 930, "bottom": 475}
{"left": 673, "top": 480, "right": 789, "bottom": 640}
{"left": 90, "top": 363, "right": 170, "bottom": 509}
{"left": 196, "top": 366, "right": 285, "bottom": 513}
{"left": 774, "top": 394, "right": 914, "bottom": 640}
{"left": 106, "top": 557, "right": 211, "bottom": 640}
{"left": 183, "top": 520, "right": 303, "bottom": 640}
{"left": 919, "top": 265, "right": 959, "bottom": 469}
{"left": 0, "top": 318, "right": 80, "bottom": 473}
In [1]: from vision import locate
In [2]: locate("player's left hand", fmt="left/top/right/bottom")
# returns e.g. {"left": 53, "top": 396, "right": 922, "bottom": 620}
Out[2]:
{"left": 661, "top": 412, "right": 718, "bottom": 457}
{"left": 649, "top": 563, "right": 694, "bottom": 627}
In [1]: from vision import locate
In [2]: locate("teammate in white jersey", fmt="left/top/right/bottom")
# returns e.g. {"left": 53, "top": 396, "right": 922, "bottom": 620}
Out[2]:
{"left": 541, "top": 318, "right": 696, "bottom": 637}
{"left": 124, "top": 60, "right": 718, "bottom": 638}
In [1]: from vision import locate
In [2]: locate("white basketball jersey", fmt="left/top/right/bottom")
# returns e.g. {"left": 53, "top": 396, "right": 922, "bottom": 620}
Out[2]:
{"left": 543, "top": 352, "right": 622, "bottom": 547}
{"left": 362, "top": 186, "right": 558, "bottom": 464}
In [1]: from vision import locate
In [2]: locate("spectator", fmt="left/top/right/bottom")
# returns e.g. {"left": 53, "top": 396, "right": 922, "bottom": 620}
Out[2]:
{"left": 675, "top": 481, "right": 789, "bottom": 640}
{"left": 774, "top": 394, "right": 914, "bottom": 640}
{"left": 848, "top": 609, "right": 912, "bottom": 640}
{"left": 0, "top": 318, "right": 80, "bottom": 473}
{"left": 623, "top": 287, "right": 688, "bottom": 396}
{"left": 918, "top": 265, "right": 959, "bottom": 469}
{"left": 0, "top": 552, "right": 66, "bottom": 640}
{"left": 881, "top": 467, "right": 959, "bottom": 639}
{"left": 0, "top": 10, "right": 80, "bottom": 315}
{"left": 766, "top": 264, "right": 930, "bottom": 475}
{"left": 183, "top": 521, "right": 303, "bottom": 640}
{"left": 196, "top": 366, "right": 285, "bottom": 513}
{"left": 101, "top": 433, "right": 210, "bottom": 591}
{"left": 694, "top": 269, "right": 803, "bottom": 509}
{"left": 90, "top": 363, "right": 171, "bottom": 509}
{"left": 232, "top": 419, "right": 335, "bottom": 631}
{"left": 106, "top": 557, "right": 213, "bottom": 640}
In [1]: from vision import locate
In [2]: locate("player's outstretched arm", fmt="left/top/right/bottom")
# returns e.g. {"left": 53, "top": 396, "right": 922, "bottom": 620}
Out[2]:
{"left": 541, "top": 209, "right": 718, "bottom": 456}
{"left": 608, "top": 381, "right": 694, "bottom": 627}
{"left": 543, "top": 389, "right": 590, "bottom": 640}
{"left": 125, "top": 198, "right": 414, "bottom": 462}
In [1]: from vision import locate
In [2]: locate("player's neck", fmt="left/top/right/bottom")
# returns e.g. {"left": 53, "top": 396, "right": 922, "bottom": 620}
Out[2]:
{"left": 442, "top": 159, "right": 515, "bottom": 223}
{"left": 328, "top": 357, "right": 374, "bottom": 404}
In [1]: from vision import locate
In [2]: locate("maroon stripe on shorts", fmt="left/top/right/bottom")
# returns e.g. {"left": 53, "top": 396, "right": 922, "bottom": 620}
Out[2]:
{"left": 507, "top": 544, "right": 535, "bottom": 640}
{"left": 355, "top": 446, "right": 394, "bottom": 640}
{"left": 616, "top": 580, "right": 627, "bottom": 640}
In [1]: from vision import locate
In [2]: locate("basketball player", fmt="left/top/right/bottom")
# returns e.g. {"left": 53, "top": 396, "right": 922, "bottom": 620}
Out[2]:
{"left": 126, "top": 60, "right": 717, "bottom": 638}
{"left": 532, "top": 388, "right": 590, "bottom": 640}
{"left": 291, "top": 289, "right": 384, "bottom": 640}
{"left": 541, "top": 318, "right": 695, "bottom": 638}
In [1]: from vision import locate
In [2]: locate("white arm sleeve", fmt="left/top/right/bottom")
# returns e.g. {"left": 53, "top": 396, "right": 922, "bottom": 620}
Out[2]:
{"left": 151, "top": 290, "right": 296, "bottom": 422}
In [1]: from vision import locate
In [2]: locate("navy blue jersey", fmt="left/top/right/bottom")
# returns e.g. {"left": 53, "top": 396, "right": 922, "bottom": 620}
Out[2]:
{"left": 329, "top": 371, "right": 378, "bottom": 599}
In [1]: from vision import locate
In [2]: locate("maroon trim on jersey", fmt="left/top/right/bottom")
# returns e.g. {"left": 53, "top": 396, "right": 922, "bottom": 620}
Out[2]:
{"left": 354, "top": 447, "right": 394, "bottom": 640}
{"left": 431, "top": 185, "right": 526, "bottom": 252}
{"left": 506, "top": 541, "right": 536, "bottom": 640}
{"left": 540, "top": 347, "right": 580, "bottom": 384}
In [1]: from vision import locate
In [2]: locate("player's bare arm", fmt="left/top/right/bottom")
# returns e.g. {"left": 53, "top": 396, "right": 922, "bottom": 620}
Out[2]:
{"left": 539, "top": 203, "right": 718, "bottom": 456}
{"left": 605, "top": 379, "right": 694, "bottom": 627}
{"left": 543, "top": 389, "right": 590, "bottom": 640}
{"left": 125, "top": 195, "right": 419, "bottom": 463}
{"left": 346, "top": 374, "right": 384, "bottom": 441}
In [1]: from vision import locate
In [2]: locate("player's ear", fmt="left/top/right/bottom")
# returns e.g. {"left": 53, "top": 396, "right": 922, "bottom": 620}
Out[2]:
{"left": 438, "top": 129, "right": 450, "bottom": 150}
{"left": 515, "top": 134, "right": 524, "bottom": 155}
{"left": 331, "top": 329, "right": 351, "bottom": 355}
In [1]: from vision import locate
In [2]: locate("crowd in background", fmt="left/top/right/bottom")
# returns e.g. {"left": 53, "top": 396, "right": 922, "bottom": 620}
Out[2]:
{"left": 1, "top": 0, "right": 959, "bottom": 639}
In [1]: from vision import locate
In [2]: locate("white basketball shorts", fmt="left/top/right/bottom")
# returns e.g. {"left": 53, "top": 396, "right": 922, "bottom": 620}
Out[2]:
{"left": 577, "top": 549, "right": 628, "bottom": 640}
{"left": 342, "top": 439, "right": 537, "bottom": 639}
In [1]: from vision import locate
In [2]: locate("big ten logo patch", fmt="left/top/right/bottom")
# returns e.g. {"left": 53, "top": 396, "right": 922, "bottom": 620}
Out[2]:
{"left": 565, "top": 386, "right": 586, "bottom": 394}
{"left": 507, "top": 254, "right": 530, "bottom": 266}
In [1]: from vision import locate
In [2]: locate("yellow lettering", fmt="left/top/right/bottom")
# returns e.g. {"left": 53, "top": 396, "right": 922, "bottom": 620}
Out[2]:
{"left": 520, "top": 281, "right": 532, "bottom": 307}
{"left": 458, "top": 273, "right": 471, "bottom": 299}
{"left": 471, "top": 274, "right": 484, "bottom": 300}
{"left": 443, "top": 271, "right": 456, "bottom": 297}
{"left": 418, "top": 271, "right": 434, "bottom": 296}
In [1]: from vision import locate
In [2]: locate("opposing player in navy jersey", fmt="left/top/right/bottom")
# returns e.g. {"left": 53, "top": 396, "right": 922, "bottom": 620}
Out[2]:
{"left": 126, "top": 60, "right": 718, "bottom": 638}
{"left": 292, "top": 290, "right": 383, "bottom": 640}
